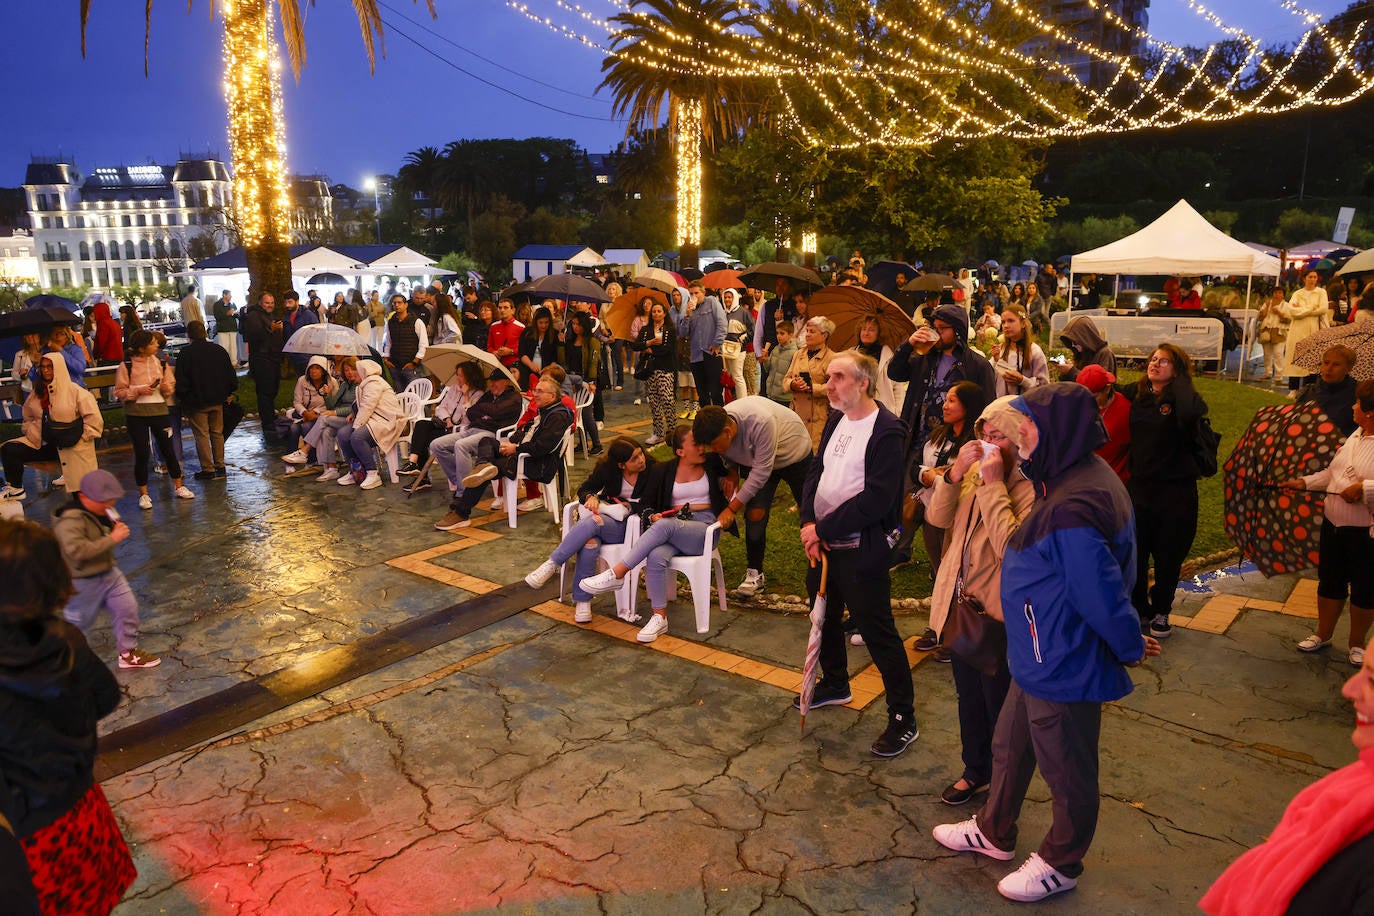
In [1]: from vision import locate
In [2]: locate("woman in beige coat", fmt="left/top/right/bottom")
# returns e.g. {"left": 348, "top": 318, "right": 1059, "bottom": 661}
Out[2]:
{"left": 1282, "top": 269, "right": 1331, "bottom": 394}
{"left": 924, "top": 395, "right": 1037, "bottom": 806}
{"left": 783, "top": 316, "right": 836, "bottom": 450}
{"left": 0, "top": 353, "right": 103, "bottom": 500}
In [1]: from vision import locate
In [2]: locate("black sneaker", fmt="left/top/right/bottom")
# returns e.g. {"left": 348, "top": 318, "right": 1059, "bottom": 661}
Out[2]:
{"left": 214, "top": 467, "right": 228, "bottom": 478}
{"left": 193, "top": 470, "right": 217, "bottom": 481}
{"left": 791, "top": 680, "right": 852, "bottom": 711}
{"left": 914, "top": 628, "right": 939, "bottom": 651}
{"left": 871, "top": 713, "right": 919, "bottom": 757}
{"left": 398, "top": 461, "right": 421, "bottom": 476}
{"left": 1150, "top": 615, "right": 1172, "bottom": 639}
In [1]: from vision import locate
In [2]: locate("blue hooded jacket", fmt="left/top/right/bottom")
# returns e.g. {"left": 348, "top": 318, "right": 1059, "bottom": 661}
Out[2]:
{"left": 673, "top": 286, "right": 726, "bottom": 363}
{"left": 1001, "top": 383, "right": 1145, "bottom": 703}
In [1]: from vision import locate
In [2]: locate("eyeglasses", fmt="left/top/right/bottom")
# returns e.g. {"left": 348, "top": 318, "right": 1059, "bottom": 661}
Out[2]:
{"left": 1147, "top": 356, "right": 1173, "bottom": 365}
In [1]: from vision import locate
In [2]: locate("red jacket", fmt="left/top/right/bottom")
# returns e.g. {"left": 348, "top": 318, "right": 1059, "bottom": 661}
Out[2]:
{"left": 486, "top": 318, "right": 524, "bottom": 367}
{"left": 91, "top": 302, "right": 123, "bottom": 362}
{"left": 1096, "top": 390, "right": 1131, "bottom": 482}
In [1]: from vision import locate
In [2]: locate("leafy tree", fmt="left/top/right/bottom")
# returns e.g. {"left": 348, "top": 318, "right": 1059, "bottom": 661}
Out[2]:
{"left": 1273, "top": 208, "right": 1334, "bottom": 247}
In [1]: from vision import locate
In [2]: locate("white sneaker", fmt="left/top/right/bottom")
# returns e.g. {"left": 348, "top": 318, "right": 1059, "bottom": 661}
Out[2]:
{"left": 0, "top": 485, "right": 25, "bottom": 501}
{"left": 932, "top": 816, "right": 1014, "bottom": 861}
{"left": 282, "top": 449, "right": 310, "bottom": 465}
{"left": 579, "top": 569, "right": 623, "bottom": 595}
{"left": 337, "top": 472, "right": 357, "bottom": 486}
{"left": 138, "top": 494, "right": 153, "bottom": 510}
{"left": 997, "top": 853, "right": 1077, "bottom": 902}
{"left": 51, "top": 476, "right": 65, "bottom": 487}
{"left": 517, "top": 497, "right": 544, "bottom": 512}
{"left": 359, "top": 470, "right": 383, "bottom": 490}
{"left": 488, "top": 497, "right": 503, "bottom": 510}
{"left": 317, "top": 467, "right": 341, "bottom": 482}
{"left": 736, "top": 569, "right": 765, "bottom": 596}
{"left": 574, "top": 601, "right": 592, "bottom": 623}
{"left": 174, "top": 485, "right": 195, "bottom": 499}
{"left": 617, "top": 605, "right": 644, "bottom": 624}
{"left": 525, "top": 559, "right": 559, "bottom": 588}
{"left": 644, "top": 434, "right": 663, "bottom": 446}
{"left": 636, "top": 614, "right": 669, "bottom": 643}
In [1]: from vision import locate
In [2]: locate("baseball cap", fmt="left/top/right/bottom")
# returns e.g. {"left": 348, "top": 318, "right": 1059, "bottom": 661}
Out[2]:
{"left": 1075, "top": 364, "right": 1116, "bottom": 393}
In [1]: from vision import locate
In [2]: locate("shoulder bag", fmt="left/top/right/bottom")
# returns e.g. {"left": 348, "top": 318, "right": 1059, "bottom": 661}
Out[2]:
{"left": 42, "top": 408, "right": 85, "bottom": 449}
{"left": 940, "top": 514, "right": 1007, "bottom": 676}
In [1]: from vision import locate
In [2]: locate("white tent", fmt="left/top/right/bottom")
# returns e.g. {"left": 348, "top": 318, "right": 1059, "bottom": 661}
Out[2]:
{"left": 1071, "top": 200, "right": 1282, "bottom": 277}
{"left": 1070, "top": 199, "right": 1281, "bottom": 381}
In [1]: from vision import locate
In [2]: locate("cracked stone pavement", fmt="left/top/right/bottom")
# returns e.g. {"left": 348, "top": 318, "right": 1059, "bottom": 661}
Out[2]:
{"left": 7, "top": 396, "right": 1356, "bottom": 914}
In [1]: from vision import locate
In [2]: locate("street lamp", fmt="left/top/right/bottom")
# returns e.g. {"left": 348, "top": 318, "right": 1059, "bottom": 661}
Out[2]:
{"left": 363, "top": 176, "right": 381, "bottom": 244}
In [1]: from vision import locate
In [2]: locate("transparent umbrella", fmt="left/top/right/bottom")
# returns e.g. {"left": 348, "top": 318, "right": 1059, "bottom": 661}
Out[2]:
{"left": 282, "top": 323, "right": 371, "bottom": 357}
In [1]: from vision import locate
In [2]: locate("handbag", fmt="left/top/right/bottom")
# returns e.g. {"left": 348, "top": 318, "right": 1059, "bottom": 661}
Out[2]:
{"left": 633, "top": 352, "right": 654, "bottom": 381}
{"left": 42, "top": 409, "right": 84, "bottom": 449}
{"left": 721, "top": 338, "right": 741, "bottom": 358}
{"left": 940, "top": 516, "right": 1006, "bottom": 676}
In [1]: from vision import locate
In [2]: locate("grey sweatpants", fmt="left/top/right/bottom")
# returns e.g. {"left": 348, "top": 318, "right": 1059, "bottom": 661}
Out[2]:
{"left": 64, "top": 567, "right": 142, "bottom": 655}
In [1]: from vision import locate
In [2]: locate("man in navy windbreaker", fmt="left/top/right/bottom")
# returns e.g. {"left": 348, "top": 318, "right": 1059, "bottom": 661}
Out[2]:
{"left": 934, "top": 383, "right": 1160, "bottom": 903}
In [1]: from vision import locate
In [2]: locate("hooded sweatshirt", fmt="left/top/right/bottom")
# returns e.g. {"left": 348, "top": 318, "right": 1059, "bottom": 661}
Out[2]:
{"left": 1058, "top": 316, "right": 1116, "bottom": 383}
{"left": 91, "top": 302, "right": 123, "bottom": 363}
{"left": 351, "top": 359, "right": 406, "bottom": 454}
{"left": 16, "top": 354, "right": 103, "bottom": 490}
{"left": 676, "top": 288, "right": 727, "bottom": 363}
{"left": 293, "top": 355, "right": 338, "bottom": 416}
{"left": 888, "top": 303, "right": 997, "bottom": 452}
{"left": 999, "top": 383, "right": 1145, "bottom": 703}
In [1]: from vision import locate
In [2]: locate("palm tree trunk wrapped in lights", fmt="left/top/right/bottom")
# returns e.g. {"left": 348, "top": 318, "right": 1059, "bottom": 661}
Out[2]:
{"left": 674, "top": 97, "right": 703, "bottom": 250}
{"left": 223, "top": 0, "right": 292, "bottom": 308}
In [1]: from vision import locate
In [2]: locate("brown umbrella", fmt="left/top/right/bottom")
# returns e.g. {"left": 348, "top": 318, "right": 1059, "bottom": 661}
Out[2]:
{"left": 739, "top": 262, "right": 824, "bottom": 292}
{"left": 603, "top": 288, "right": 668, "bottom": 342}
{"left": 904, "top": 273, "right": 959, "bottom": 292}
{"left": 809, "top": 285, "right": 917, "bottom": 352}
{"left": 702, "top": 268, "right": 743, "bottom": 291}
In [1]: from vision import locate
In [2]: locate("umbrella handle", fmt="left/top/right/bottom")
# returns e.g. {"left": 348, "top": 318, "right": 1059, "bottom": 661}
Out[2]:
{"left": 817, "top": 552, "right": 828, "bottom": 597}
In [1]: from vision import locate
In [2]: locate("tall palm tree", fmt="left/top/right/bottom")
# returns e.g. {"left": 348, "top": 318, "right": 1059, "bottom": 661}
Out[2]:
{"left": 79, "top": 1, "right": 435, "bottom": 305}
{"left": 599, "top": 0, "right": 759, "bottom": 258}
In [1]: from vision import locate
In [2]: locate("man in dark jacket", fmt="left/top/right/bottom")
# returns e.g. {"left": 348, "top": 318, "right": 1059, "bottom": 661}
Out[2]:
{"left": 431, "top": 369, "right": 527, "bottom": 531}
{"left": 438, "top": 375, "right": 572, "bottom": 529}
{"left": 1057, "top": 315, "right": 1116, "bottom": 384}
{"left": 174, "top": 320, "right": 238, "bottom": 479}
{"left": 213, "top": 289, "right": 241, "bottom": 366}
{"left": 281, "top": 290, "right": 319, "bottom": 375}
{"left": 239, "top": 292, "right": 283, "bottom": 429}
{"left": 933, "top": 384, "right": 1159, "bottom": 903}
{"left": 796, "top": 352, "right": 916, "bottom": 758}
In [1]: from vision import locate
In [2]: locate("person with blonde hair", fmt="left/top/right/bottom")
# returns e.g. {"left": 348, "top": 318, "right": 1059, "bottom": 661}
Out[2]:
{"left": 784, "top": 316, "right": 836, "bottom": 449}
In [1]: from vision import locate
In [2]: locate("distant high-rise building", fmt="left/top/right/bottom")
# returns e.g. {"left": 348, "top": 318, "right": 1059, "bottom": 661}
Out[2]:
{"left": 1029, "top": 0, "right": 1150, "bottom": 88}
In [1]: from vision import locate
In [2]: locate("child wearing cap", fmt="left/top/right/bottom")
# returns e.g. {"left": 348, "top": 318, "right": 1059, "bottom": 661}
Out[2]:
{"left": 51, "top": 469, "right": 160, "bottom": 669}
{"left": 1075, "top": 364, "right": 1130, "bottom": 482}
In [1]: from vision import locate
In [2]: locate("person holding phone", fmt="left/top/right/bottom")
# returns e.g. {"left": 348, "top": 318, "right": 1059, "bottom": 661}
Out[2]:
{"left": 783, "top": 316, "right": 837, "bottom": 450}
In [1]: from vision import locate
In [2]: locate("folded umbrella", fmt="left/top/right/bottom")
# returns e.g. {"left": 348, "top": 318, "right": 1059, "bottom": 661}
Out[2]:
{"left": 809, "top": 285, "right": 917, "bottom": 352}
{"left": 798, "top": 552, "right": 829, "bottom": 731}
{"left": 1223, "top": 402, "right": 1344, "bottom": 576}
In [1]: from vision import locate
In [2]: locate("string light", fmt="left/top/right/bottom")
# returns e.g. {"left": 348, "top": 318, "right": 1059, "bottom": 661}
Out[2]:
{"left": 222, "top": 0, "right": 291, "bottom": 248}
{"left": 675, "top": 97, "right": 702, "bottom": 247}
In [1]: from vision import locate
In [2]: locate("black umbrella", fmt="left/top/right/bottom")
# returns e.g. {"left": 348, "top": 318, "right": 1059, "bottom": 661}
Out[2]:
{"left": 0, "top": 305, "right": 83, "bottom": 339}
{"left": 738, "top": 262, "right": 823, "bottom": 292}
{"left": 526, "top": 273, "right": 612, "bottom": 304}
{"left": 499, "top": 279, "right": 540, "bottom": 302}
{"left": 306, "top": 272, "right": 349, "bottom": 286}
{"left": 679, "top": 267, "right": 704, "bottom": 282}
{"left": 865, "top": 260, "right": 920, "bottom": 296}
{"left": 24, "top": 294, "right": 81, "bottom": 312}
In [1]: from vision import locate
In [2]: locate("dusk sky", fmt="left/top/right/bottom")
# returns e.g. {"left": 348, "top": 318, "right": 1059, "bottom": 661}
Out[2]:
{"left": 4, "top": 0, "right": 1356, "bottom": 190}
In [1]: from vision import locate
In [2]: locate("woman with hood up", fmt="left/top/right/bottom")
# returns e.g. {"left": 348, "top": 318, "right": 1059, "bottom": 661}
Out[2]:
{"left": 90, "top": 302, "right": 123, "bottom": 366}
{"left": 335, "top": 358, "right": 406, "bottom": 490}
{"left": 1, "top": 354, "right": 103, "bottom": 501}
{"left": 281, "top": 356, "right": 339, "bottom": 468}
{"left": 1055, "top": 315, "right": 1116, "bottom": 384}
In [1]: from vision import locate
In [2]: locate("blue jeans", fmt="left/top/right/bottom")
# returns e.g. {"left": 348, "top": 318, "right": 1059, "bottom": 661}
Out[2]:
{"left": 337, "top": 423, "right": 377, "bottom": 471}
{"left": 432, "top": 429, "right": 495, "bottom": 496}
{"left": 552, "top": 512, "right": 629, "bottom": 601}
{"left": 618, "top": 512, "right": 717, "bottom": 610}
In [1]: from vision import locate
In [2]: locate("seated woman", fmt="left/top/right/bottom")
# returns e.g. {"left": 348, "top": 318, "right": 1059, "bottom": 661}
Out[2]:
{"left": 578, "top": 425, "right": 733, "bottom": 644}
{"left": 282, "top": 356, "right": 338, "bottom": 468}
{"left": 335, "top": 359, "right": 406, "bottom": 490}
{"left": 30, "top": 326, "right": 88, "bottom": 390}
{"left": 523, "top": 437, "right": 653, "bottom": 623}
{"left": 0, "top": 354, "right": 103, "bottom": 501}
{"left": 398, "top": 361, "right": 486, "bottom": 493}
{"left": 447, "top": 374, "right": 574, "bottom": 526}
{"left": 308, "top": 357, "right": 358, "bottom": 481}
{"left": 1200, "top": 633, "right": 1374, "bottom": 915}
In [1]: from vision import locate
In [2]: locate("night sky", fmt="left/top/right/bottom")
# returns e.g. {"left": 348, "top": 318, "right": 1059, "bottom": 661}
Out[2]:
{"left": 4, "top": 0, "right": 1354, "bottom": 190}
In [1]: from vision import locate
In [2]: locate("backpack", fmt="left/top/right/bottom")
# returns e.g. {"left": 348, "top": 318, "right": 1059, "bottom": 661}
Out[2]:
{"left": 1206, "top": 308, "right": 1242, "bottom": 352}
{"left": 1193, "top": 415, "right": 1222, "bottom": 477}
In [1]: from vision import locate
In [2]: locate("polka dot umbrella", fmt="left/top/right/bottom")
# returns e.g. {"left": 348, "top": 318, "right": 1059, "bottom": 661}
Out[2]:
{"left": 1223, "top": 402, "right": 1344, "bottom": 577}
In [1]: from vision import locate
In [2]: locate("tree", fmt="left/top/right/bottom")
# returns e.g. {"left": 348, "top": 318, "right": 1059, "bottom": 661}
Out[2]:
{"left": 81, "top": 0, "right": 437, "bottom": 307}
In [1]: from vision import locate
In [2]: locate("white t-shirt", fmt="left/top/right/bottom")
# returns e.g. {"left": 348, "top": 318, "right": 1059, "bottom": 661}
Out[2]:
{"left": 813, "top": 407, "right": 879, "bottom": 527}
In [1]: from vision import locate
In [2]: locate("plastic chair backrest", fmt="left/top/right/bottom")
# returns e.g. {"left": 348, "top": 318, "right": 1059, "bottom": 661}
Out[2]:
{"left": 404, "top": 377, "right": 433, "bottom": 402}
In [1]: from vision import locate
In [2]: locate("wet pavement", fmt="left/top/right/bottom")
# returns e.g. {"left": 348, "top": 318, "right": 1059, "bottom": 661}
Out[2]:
{"left": 5, "top": 390, "right": 1359, "bottom": 914}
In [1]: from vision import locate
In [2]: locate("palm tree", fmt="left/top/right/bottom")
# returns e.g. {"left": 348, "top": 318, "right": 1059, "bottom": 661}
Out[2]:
{"left": 599, "top": 0, "right": 759, "bottom": 259}
{"left": 79, "top": 1, "right": 435, "bottom": 306}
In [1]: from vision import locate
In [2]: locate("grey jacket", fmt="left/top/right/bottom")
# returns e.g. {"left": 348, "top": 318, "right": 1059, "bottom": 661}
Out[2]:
{"left": 52, "top": 497, "right": 118, "bottom": 579}
{"left": 676, "top": 293, "right": 727, "bottom": 363}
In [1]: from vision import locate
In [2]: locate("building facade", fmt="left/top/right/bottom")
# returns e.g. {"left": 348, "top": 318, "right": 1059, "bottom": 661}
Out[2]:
{"left": 0, "top": 229, "right": 38, "bottom": 286}
{"left": 24, "top": 155, "right": 233, "bottom": 290}
{"left": 1032, "top": 0, "right": 1150, "bottom": 88}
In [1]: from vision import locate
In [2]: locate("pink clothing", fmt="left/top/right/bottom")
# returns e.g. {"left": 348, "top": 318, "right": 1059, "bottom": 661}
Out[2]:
{"left": 1200, "top": 747, "right": 1374, "bottom": 915}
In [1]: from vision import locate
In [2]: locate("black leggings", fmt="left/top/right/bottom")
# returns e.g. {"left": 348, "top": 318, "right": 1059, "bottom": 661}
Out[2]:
{"left": 126, "top": 413, "right": 182, "bottom": 486}
{"left": 0, "top": 440, "right": 59, "bottom": 486}
{"left": 1129, "top": 478, "right": 1198, "bottom": 620}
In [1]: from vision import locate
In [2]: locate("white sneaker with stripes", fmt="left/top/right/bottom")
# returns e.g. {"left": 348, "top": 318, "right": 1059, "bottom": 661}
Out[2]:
{"left": 931, "top": 816, "right": 1014, "bottom": 861}
{"left": 997, "top": 853, "right": 1077, "bottom": 902}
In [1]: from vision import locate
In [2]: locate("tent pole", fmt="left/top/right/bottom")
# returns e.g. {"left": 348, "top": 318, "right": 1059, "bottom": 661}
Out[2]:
{"left": 1237, "top": 274, "right": 1254, "bottom": 382}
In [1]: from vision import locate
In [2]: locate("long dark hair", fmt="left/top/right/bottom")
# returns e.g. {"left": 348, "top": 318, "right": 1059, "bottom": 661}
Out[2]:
{"left": 928, "top": 381, "right": 987, "bottom": 453}
{"left": 1134, "top": 342, "right": 1193, "bottom": 398}
{"left": 0, "top": 519, "right": 74, "bottom": 624}
{"left": 522, "top": 306, "right": 557, "bottom": 345}
{"left": 600, "top": 436, "right": 653, "bottom": 476}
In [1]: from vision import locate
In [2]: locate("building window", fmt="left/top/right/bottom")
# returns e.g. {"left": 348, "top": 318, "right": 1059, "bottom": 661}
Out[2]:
{"left": 41, "top": 217, "right": 51, "bottom": 229}
{"left": 79, "top": 241, "right": 90, "bottom": 260}
{"left": 168, "top": 213, "right": 179, "bottom": 226}
{"left": 136, "top": 215, "right": 146, "bottom": 227}
{"left": 122, "top": 215, "right": 131, "bottom": 227}
{"left": 170, "top": 238, "right": 182, "bottom": 257}
{"left": 143, "top": 267, "right": 154, "bottom": 285}
{"left": 152, "top": 214, "right": 161, "bottom": 227}
{"left": 48, "top": 269, "right": 58, "bottom": 286}
{"left": 57, "top": 244, "right": 69, "bottom": 260}
{"left": 112, "top": 267, "right": 123, "bottom": 286}
{"left": 122, "top": 241, "right": 133, "bottom": 260}
{"left": 154, "top": 238, "right": 167, "bottom": 258}
{"left": 61, "top": 270, "right": 72, "bottom": 286}
{"left": 82, "top": 269, "right": 93, "bottom": 285}
{"left": 92, "top": 241, "right": 104, "bottom": 259}
{"left": 55, "top": 217, "right": 64, "bottom": 228}
{"left": 139, "top": 240, "right": 151, "bottom": 259}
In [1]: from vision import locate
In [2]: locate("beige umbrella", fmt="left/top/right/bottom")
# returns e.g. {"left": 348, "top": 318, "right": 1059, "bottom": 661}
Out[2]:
{"left": 809, "top": 285, "right": 917, "bottom": 352}
{"left": 603, "top": 289, "right": 669, "bottom": 342}
{"left": 422, "top": 343, "right": 516, "bottom": 386}
{"left": 633, "top": 267, "right": 683, "bottom": 295}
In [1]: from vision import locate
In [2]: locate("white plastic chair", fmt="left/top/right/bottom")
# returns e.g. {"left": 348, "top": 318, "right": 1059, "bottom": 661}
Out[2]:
{"left": 503, "top": 428, "right": 575, "bottom": 528}
{"left": 403, "top": 376, "right": 434, "bottom": 406}
{"left": 558, "top": 501, "right": 641, "bottom": 616}
{"left": 570, "top": 385, "right": 595, "bottom": 460}
{"left": 381, "top": 391, "right": 425, "bottom": 483}
{"left": 625, "top": 520, "right": 727, "bottom": 634}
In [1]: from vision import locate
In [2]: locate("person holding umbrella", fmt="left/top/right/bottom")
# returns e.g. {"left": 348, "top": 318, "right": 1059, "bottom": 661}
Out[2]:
{"left": 793, "top": 351, "right": 915, "bottom": 757}
{"left": 1279, "top": 378, "right": 1374, "bottom": 666}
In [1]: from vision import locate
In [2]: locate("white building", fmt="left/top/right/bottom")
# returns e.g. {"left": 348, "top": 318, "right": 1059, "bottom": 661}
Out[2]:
{"left": 24, "top": 155, "right": 233, "bottom": 290}
{"left": 0, "top": 229, "right": 39, "bottom": 286}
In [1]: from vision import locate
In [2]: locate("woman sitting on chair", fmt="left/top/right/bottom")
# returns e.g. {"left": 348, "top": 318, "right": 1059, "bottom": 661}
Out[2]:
{"left": 523, "top": 437, "right": 653, "bottom": 623}
{"left": 335, "top": 359, "right": 406, "bottom": 491}
{"left": 578, "top": 424, "right": 734, "bottom": 644}
{"left": 398, "top": 361, "right": 486, "bottom": 493}
{"left": 282, "top": 356, "right": 338, "bottom": 468}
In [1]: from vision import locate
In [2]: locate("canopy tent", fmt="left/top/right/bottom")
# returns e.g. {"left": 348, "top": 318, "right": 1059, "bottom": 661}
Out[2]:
{"left": 1069, "top": 199, "right": 1281, "bottom": 381}
{"left": 176, "top": 243, "right": 442, "bottom": 306}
